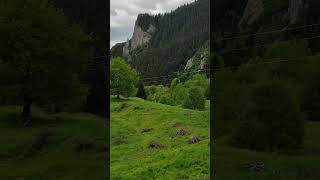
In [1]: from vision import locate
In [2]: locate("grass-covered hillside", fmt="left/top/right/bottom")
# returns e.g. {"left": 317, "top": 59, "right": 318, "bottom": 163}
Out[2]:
{"left": 214, "top": 121, "right": 320, "bottom": 180}
{"left": 0, "top": 106, "right": 107, "bottom": 180}
{"left": 110, "top": 97, "right": 210, "bottom": 179}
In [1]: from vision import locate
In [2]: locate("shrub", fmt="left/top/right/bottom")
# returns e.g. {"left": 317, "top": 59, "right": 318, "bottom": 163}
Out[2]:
{"left": 145, "top": 74, "right": 209, "bottom": 109}
{"left": 170, "top": 83, "right": 188, "bottom": 105}
{"left": 231, "top": 80, "right": 305, "bottom": 153}
{"left": 136, "top": 81, "right": 147, "bottom": 99}
{"left": 145, "top": 85, "right": 158, "bottom": 100}
{"left": 183, "top": 86, "right": 205, "bottom": 110}
{"left": 158, "top": 91, "right": 174, "bottom": 105}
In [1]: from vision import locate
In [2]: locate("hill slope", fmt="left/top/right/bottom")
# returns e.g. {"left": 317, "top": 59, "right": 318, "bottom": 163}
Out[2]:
{"left": 0, "top": 106, "right": 107, "bottom": 179}
{"left": 110, "top": 97, "right": 209, "bottom": 179}
{"left": 215, "top": 121, "right": 320, "bottom": 180}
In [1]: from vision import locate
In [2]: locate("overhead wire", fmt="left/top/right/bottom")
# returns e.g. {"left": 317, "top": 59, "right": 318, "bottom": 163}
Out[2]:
{"left": 213, "top": 23, "right": 320, "bottom": 43}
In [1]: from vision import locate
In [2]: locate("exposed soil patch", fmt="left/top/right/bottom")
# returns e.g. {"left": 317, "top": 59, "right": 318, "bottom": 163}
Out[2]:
{"left": 242, "top": 160, "right": 265, "bottom": 172}
{"left": 176, "top": 128, "right": 186, "bottom": 136}
{"left": 188, "top": 135, "right": 201, "bottom": 144}
{"left": 147, "top": 141, "right": 164, "bottom": 149}
{"left": 112, "top": 135, "right": 128, "bottom": 145}
{"left": 74, "top": 138, "right": 95, "bottom": 152}
{"left": 141, "top": 128, "right": 154, "bottom": 133}
{"left": 74, "top": 138, "right": 107, "bottom": 152}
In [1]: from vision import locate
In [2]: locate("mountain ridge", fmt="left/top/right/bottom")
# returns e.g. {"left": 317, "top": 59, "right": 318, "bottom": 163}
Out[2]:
{"left": 111, "top": 0, "right": 210, "bottom": 78}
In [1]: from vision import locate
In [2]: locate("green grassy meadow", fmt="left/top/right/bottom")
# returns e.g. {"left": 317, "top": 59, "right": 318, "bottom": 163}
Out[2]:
{"left": 0, "top": 106, "right": 107, "bottom": 180}
{"left": 214, "top": 121, "right": 320, "bottom": 180}
{"left": 110, "top": 97, "right": 210, "bottom": 179}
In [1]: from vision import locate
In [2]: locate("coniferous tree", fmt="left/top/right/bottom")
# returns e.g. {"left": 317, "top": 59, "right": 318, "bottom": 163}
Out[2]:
{"left": 136, "top": 81, "right": 147, "bottom": 99}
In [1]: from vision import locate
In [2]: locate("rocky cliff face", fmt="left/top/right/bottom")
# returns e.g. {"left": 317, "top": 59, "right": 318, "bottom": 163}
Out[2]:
{"left": 122, "top": 19, "right": 156, "bottom": 57}
{"left": 239, "top": 0, "right": 264, "bottom": 27}
{"left": 184, "top": 43, "right": 209, "bottom": 71}
{"left": 288, "top": 0, "right": 307, "bottom": 25}
{"left": 239, "top": 0, "right": 308, "bottom": 28}
{"left": 131, "top": 23, "right": 156, "bottom": 49}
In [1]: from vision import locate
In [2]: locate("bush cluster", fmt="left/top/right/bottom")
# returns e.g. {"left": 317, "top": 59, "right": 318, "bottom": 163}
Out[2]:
{"left": 213, "top": 41, "right": 320, "bottom": 153}
{"left": 145, "top": 74, "right": 209, "bottom": 110}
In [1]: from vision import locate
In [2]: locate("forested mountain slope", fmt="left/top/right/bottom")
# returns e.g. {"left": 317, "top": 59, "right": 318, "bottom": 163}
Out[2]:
{"left": 111, "top": 0, "right": 210, "bottom": 78}
{"left": 212, "top": 0, "right": 320, "bottom": 67}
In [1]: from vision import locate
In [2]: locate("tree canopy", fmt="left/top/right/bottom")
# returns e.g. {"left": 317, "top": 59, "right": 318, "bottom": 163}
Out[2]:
{"left": 110, "top": 58, "right": 139, "bottom": 99}
{"left": 0, "top": 0, "right": 91, "bottom": 124}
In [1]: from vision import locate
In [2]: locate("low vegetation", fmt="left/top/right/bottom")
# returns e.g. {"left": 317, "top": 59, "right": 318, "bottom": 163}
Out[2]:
{"left": 213, "top": 40, "right": 320, "bottom": 179}
{"left": 145, "top": 74, "right": 209, "bottom": 110}
{"left": 0, "top": 106, "right": 107, "bottom": 179}
{"left": 110, "top": 97, "right": 209, "bottom": 179}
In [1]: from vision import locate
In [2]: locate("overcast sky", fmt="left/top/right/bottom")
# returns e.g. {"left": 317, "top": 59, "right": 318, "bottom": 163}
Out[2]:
{"left": 110, "top": 0, "right": 196, "bottom": 48}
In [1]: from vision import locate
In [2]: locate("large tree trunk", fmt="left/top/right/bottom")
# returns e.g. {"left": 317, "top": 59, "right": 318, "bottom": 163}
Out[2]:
{"left": 21, "top": 98, "right": 32, "bottom": 126}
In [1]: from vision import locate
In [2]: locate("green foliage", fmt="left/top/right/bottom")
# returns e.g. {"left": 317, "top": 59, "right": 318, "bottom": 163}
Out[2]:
{"left": 213, "top": 40, "right": 320, "bottom": 153}
{"left": 171, "top": 83, "right": 188, "bottom": 105}
{"left": 136, "top": 82, "right": 147, "bottom": 99}
{"left": 295, "top": 55, "right": 320, "bottom": 122}
{"left": 183, "top": 86, "right": 206, "bottom": 110}
{"left": 231, "top": 79, "right": 305, "bottom": 153}
{"left": 146, "top": 85, "right": 170, "bottom": 103}
{"left": 110, "top": 57, "right": 138, "bottom": 98}
{"left": 0, "top": 0, "right": 91, "bottom": 112}
{"left": 145, "top": 74, "right": 208, "bottom": 110}
{"left": 184, "top": 74, "right": 209, "bottom": 98}
{"left": 0, "top": 106, "right": 107, "bottom": 179}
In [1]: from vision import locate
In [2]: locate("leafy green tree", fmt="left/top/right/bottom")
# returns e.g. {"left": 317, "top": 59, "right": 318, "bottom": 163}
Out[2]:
{"left": 110, "top": 58, "right": 138, "bottom": 99}
{"left": 185, "top": 74, "right": 209, "bottom": 98}
{"left": 171, "top": 83, "right": 188, "bottom": 105}
{"left": 151, "top": 85, "right": 170, "bottom": 103}
{"left": 0, "top": 0, "right": 91, "bottom": 124}
{"left": 145, "top": 85, "right": 158, "bottom": 100}
{"left": 232, "top": 79, "right": 305, "bottom": 153}
{"left": 183, "top": 86, "right": 206, "bottom": 110}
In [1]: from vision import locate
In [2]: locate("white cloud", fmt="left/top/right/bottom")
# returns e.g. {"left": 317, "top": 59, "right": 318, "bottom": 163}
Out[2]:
{"left": 110, "top": 0, "right": 196, "bottom": 47}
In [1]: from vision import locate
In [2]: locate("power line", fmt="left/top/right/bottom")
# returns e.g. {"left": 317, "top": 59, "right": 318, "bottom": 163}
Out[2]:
{"left": 141, "top": 69, "right": 210, "bottom": 85}
{"left": 213, "top": 23, "right": 320, "bottom": 43}
{"left": 213, "top": 54, "right": 320, "bottom": 72}
{"left": 92, "top": 55, "right": 108, "bottom": 59}
{"left": 141, "top": 68, "right": 210, "bottom": 82}
{"left": 107, "top": 25, "right": 320, "bottom": 81}
{"left": 218, "top": 35, "right": 320, "bottom": 54}
{"left": 140, "top": 54, "right": 320, "bottom": 84}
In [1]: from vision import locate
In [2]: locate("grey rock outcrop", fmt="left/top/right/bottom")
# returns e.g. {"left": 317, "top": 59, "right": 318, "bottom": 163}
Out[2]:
{"left": 130, "top": 24, "right": 155, "bottom": 49}
{"left": 288, "top": 0, "right": 307, "bottom": 25}
{"left": 123, "top": 39, "right": 131, "bottom": 57}
{"left": 239, "top": 0, "right": 264, "bottom": 27}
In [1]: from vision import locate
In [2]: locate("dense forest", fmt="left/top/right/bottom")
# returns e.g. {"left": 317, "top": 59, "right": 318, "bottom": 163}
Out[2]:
{"left": 50, "top": 0, "right": 108, "bottom": 116}
{"left": 112, "top": 0, "right": 210, "bottom": 78}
